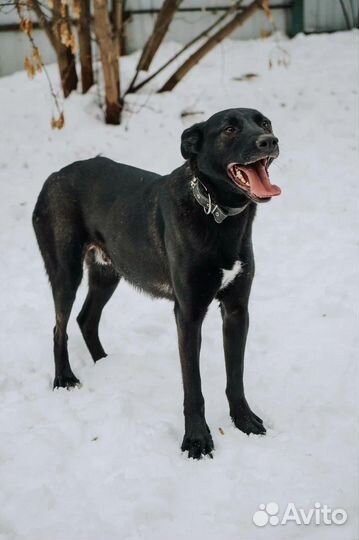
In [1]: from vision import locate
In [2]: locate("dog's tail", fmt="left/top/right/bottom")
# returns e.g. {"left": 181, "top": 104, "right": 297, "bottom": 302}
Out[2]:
{"left": 32, "top": 173, "right": 87, "bottom": 281}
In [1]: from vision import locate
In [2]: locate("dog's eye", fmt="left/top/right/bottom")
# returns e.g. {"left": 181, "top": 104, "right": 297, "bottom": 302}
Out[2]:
{"left": 262, "top": 120, "right": 271, "bottom": 130}
{"left": 224, "top": 126, "right": 236, "bottom": 134}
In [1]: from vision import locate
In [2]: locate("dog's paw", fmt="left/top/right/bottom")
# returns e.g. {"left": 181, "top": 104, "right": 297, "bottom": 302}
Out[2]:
{"left": 181, "top": 421, "right": 214, "bottom": 459}
{"left": 231, "top": 399, "right": 266, "bottom": 436}
{"left": 53, "top": 373, "right": 81, "bottom": 390}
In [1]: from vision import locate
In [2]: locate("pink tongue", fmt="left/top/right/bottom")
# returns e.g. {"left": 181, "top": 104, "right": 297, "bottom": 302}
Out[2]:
{"left": 240, "top": 162, "right": 281, "bottom": 198}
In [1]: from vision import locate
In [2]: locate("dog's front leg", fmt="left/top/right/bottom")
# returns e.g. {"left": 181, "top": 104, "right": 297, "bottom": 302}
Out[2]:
{"left": 174, "top": 301, "right": 214, "bottom": 459}
{"left": 220, "top": 253, "right": 266, "bottom": 436}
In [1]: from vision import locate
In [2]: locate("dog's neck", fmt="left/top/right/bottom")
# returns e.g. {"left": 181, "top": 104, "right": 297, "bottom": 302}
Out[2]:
{"left": 190, "top": 176, "right": 250, "bottom": 224}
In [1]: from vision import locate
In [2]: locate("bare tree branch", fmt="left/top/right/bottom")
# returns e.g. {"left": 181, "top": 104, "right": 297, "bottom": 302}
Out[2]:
{"left": 127, "top": 0, "right": 244, "bottom": 95}
{"left": 15, "top": 1, "right": 64, "bottom": 127}
{"left": 127, "top": 0, "right": 182, "bottom": 93}
{"left": 159, "top": 0, "right": 261, "bottom": 93}
{"left": 138, "top": 0, "right": 182, "bottom": 71}
{"left": 31, "top": 0, "right": 57, "bottom": 50}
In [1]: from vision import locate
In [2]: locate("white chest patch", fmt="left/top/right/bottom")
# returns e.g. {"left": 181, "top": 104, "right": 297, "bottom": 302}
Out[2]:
{"left": 220, "top": 260, "right": 243, "bottom": 290}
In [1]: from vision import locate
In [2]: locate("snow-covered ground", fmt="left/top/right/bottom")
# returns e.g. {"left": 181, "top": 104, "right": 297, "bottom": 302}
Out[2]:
{"left": 0, "top": 30, "right": 358, "bottom": 540}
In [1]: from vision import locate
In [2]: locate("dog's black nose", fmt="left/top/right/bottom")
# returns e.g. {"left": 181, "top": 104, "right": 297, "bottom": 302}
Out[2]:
{"left": 256, "top": 134, "right": 278, "bottom": 152}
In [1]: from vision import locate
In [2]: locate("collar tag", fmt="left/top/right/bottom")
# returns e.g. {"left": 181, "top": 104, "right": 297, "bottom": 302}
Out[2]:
{"left": 190, "top": 177, "right": 249, "bottom": 224}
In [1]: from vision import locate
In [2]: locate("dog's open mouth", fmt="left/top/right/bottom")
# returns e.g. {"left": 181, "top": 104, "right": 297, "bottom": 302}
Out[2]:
{"left": 227, "top": 158, "right": 281, "bottom": 201}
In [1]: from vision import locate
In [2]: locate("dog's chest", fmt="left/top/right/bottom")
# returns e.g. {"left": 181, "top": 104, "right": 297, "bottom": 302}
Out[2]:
{"left": 219, "top": 260, "right": 243, "bottom": 290}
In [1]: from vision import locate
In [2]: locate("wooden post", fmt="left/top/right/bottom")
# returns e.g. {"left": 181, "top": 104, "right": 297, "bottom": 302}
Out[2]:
{"left": 78, "top": 0, "right": 94, "bottom": 93}
{"left": 112, "top": 0, "right": 125, "bottom": 57}
{"left": 94, "top": 0, "right": 121, "bottom": 124}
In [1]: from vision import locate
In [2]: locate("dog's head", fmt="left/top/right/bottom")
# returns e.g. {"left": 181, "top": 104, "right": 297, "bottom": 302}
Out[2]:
{"left": 181, "top": 108, "right": 281, "bottom": 203}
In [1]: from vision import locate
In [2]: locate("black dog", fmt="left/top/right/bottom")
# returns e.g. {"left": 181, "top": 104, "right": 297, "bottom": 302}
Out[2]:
{"left": 33, "top": 108, "right": 281, "bottom": 459}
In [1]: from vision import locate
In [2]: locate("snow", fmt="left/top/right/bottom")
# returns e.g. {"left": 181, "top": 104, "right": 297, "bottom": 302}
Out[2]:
{"left": 0, "top": 30, "right": 358, "bottom": 540}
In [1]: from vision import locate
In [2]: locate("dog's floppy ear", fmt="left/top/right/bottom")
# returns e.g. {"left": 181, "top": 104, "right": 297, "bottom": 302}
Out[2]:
{"left": 180, "top": 122, "right": 204, "bottom": 160}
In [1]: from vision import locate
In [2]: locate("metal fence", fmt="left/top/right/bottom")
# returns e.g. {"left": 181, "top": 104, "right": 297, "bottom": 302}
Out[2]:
{"left": 0, "top": 0, "right": 357, "bottom": 77}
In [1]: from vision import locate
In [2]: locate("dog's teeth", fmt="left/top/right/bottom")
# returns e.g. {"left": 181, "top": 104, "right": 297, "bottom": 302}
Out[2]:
{"left": 231, "top": 166, "right": 249, "bottom": 187}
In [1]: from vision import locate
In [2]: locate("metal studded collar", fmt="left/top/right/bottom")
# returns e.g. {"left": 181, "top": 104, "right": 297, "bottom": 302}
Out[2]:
{"left": 190, "top": 177, "right": 250, "bottom": 224}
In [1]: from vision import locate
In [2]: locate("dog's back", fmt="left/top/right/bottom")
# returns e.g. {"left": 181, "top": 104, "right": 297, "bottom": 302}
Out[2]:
{"left": 33, "top": 156, "right": 176, "bottom": 305}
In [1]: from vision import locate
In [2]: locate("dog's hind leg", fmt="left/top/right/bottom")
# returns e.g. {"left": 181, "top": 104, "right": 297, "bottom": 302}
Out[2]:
{"left": 52, "top": 259, "right": 83, "bottom": 388}
{"left": 33, "top": 182, "right": 85, "bottom": 389}
{"left": 77, "top": 255, "right": 120, "bottom": 362}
